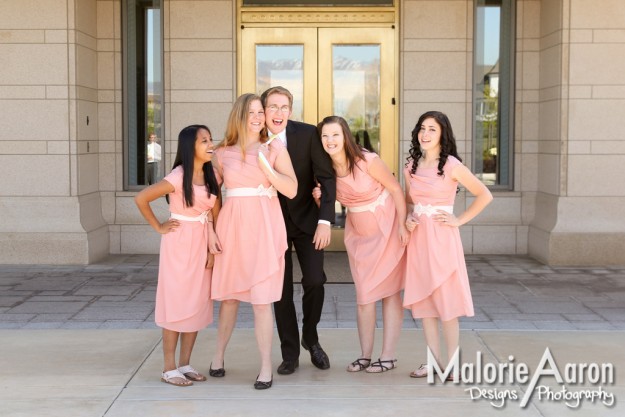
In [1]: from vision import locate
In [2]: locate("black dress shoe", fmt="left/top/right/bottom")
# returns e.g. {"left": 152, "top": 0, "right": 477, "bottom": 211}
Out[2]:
{"left": 277, "top": 359, "right": 299, "bottom": 375}
{"left": 208, "top": 362, "right": 225, "bottom": 378}
{"left": 301, "top": 339, "right": 330, "bottom": 370}
{"left": 254, "top": 374, "right": 273, "bottom": 390}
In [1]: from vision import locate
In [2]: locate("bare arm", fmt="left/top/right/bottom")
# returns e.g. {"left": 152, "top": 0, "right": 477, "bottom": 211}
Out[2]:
{"left": 134, "top": 179, "right": 178, "bottom": 234}
{"left": 367, "top": 157, "right": 409, "bottom": 245}
{"left": 403, "top": 170, "right": 418, "bottom": 232}
{"left": 435, "top": 164, "right": 493, "bottom": 227}
{"left": 259, "top": 146, "right": 298, "bottom": 199}
{"left": 208, "top": 156, "right": 223, "bottom": 255}
{"left": 453, "top": 164, "right": 493, "bottom": 225}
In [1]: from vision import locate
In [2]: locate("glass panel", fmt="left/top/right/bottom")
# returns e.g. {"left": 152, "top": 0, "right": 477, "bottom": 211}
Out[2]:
{"left": 473, "top": 0, "right": 513, "bottom": 188}
{"left": 146, "top": 8, "right": 163, "bottom": 185}
{"left": 244, "top": 0, "right": 393, "bottom": 6}
{"left": 332, "top": 45, "right": 380, "bottom": 152}
{"left": 124, "top": 0, "right": 163, "bottom": 188}
{"left": 256, "top": 45, "right": 304, "bottom": 121}
{"left": 331, "top": 44, "right": 380, "bottom": 227}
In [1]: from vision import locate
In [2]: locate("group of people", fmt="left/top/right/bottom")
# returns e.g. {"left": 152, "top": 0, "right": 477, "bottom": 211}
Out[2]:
{"left": 134, "top": 86, "right": 493, "bottom": 390}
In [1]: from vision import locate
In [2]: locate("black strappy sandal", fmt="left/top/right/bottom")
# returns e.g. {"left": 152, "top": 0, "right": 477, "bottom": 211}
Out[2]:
{"left": 366, "top": 358, "right": 397, "bottom": 373}
{"left": 346, "top": 357, "right": 371, "bottom": 372}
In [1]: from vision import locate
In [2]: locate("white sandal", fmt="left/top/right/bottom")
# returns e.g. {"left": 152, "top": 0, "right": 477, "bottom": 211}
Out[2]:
{"left": 161, "top": 369, "right": 193, "bottom": 386}
{"left": 178, "top": 365, "right": 207, "bottom": 381}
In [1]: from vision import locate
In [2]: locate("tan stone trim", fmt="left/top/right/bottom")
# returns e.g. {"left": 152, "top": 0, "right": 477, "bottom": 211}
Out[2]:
{"left": 241, "top": 11, "right": 394, "bottom": 24}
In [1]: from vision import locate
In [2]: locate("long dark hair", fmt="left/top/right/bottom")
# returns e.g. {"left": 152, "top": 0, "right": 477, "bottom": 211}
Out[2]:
{"left": 317, "top": 115, "right": 367, "bottom": 177}
{"left": 171, "top": 124, "right": 219, "bottom": 207}
{"left": 407, "top": 111, "right": 461, "bottom": 177}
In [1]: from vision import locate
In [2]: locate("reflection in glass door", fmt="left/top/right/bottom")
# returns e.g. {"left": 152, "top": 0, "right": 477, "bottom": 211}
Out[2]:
{"left": 318, "top": 28, "right": 395, "bottom": 174}
{"left": 332, "top": 45, "right": 381, "bottom": 154}
{"left": 327, "top": 44, "right": 381, "bottom": 229}
{"left": 319, "top": 28, "right": 395, "bottom": 234}
{"left": 256, "top": 45, "right": 305, "bottom": 121}
{"left": 240, "top": 28, "right": 317, "bottom": 122}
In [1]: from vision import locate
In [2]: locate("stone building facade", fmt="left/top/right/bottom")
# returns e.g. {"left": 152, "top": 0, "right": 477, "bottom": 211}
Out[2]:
{"left": 1, "top": 0, "right": 624, "bottom": 265}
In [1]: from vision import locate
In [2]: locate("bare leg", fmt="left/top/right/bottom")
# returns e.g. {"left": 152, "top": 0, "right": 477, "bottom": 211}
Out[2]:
{"left": 178, "top": 331, "right": 206, "bottom": 380}
{"left": 421, "top": 317, "right": 441, "bottom": 365}
{"left": 178, "top": 331, "right": 198, "bottom": 367}
{"left": 161, "top": 328, "right": 191, "bottom": 385}
{"left": 253, "top": 303, "right": 273, "bottom": 382}
{"left": 347, "top": 302, "right": 375, "bottom": 372}
{"left": 357, "top": 302, "right": 376, "bottom": 358}
{"left": 162, "top": 328, "right": 180, "bottom": 371}
{"left": 441, "top": 317, "right": 460, "bottom": 365}
{"left": 211, "top": 299, "right": 239, "bottom": 368}
{"left": 379, "top": 292, "right": 403, "bottom": 360}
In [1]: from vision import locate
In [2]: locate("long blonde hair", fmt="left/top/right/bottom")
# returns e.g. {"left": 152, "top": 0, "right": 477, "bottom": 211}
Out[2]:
{"left": 220, "top": 93, "right": 268, "bottom": 157}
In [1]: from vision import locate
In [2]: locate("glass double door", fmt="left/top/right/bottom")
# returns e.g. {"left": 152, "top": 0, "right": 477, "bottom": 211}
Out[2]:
{"left": 241, "top": 27, "right": 396, "bottom": 249}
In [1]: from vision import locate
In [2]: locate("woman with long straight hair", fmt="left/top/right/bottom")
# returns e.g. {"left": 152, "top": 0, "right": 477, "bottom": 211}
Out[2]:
{"left": 209, "top": 93, "right": 297, "bottom": 389}
{"left": 135, "top": 124, "right": 220, "bottom": 387}
{"left": 313, "top": 116, "right": 408, "bottom": 373}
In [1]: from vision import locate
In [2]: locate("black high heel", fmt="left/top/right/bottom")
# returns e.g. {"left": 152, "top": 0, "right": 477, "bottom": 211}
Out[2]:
{"left": 254, "top": 374, "right": 273, "bottom": 390}
{"left": 209, "top": 362, "right": 225, "bottom": 378}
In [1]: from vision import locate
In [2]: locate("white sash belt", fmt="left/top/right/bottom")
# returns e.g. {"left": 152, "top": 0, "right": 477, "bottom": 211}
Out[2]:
{"left": 226, "top": 185, "right": 277, "bottom": 199}
{"left": 170, "top": 211, "right": 210, "bottom": 224}
{"left": 413, "top": 203, "right": 453, "bottom": 217}
{"left": 348, "top": 189, "right": 389, "bottom": 213}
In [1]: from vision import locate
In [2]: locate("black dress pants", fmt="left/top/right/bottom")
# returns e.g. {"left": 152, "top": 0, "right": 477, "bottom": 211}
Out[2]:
{"left": 274, "top": 223, "right": 327, "bottom": 361}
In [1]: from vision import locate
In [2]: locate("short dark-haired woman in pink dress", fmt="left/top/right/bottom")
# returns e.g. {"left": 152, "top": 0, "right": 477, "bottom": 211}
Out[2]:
{"left": 135, "top": 124, "right": 220, "bottom": 387}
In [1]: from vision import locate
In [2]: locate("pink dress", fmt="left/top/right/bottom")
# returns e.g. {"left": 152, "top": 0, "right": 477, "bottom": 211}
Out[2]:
{"left": 211, "top": 140, "right": 287, "bottom": 304}
{"left": 402, "top": 156, "right": 474, "bottom": 321}
{"left": 338, "top": 152, "right": 405, "bottom": 305}
{"left": 156, "top": 166, "right": 217, "bottom": 332}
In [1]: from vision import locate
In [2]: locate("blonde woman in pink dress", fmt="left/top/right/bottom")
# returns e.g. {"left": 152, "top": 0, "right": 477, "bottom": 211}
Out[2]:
{"left": 403, "top": 111, "right": 493, "bottom": 379}
{"left": 313, "top": 116, "right": 409, "bottom": 373}
{"left": 209, "top": 93, "right": 297, "bottom": 390}
{"left": 135, "top": 124, "right": 220, "bottom": 387}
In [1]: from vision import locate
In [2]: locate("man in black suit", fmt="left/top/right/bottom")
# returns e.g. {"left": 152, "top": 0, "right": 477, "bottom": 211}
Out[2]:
{"left": 261, "top": 86, "right": 336, "bottom": 375}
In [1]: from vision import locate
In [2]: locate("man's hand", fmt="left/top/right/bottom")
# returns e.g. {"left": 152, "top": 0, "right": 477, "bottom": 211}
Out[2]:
{"left": 312, "top": 223, "right": 331, "bottom": 250}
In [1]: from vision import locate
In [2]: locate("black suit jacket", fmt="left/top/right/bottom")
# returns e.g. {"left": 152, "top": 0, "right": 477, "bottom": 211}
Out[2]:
{"left": 279, "top": 120, "right": 336, "bottom": 236}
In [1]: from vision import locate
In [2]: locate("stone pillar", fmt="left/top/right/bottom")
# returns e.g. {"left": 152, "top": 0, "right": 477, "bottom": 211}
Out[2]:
{"left": 0, "top": 0, "right": 108, "bottom": 264}
{"left": 529, "top": 0, "right": 625, "bottom": 265}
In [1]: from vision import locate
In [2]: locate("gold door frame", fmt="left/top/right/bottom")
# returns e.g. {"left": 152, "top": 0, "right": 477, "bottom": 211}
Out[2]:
{"left": 237, "top": 1, "right": 399, "bottom": 174}
{"left": 237, "top": 2, "right": 399, "bottom": 251}
{"left": 317, "top": 27, "right": 396, "bottom": 174}
{"left": 240, "top": 27, "right": 318, "bottom": 123}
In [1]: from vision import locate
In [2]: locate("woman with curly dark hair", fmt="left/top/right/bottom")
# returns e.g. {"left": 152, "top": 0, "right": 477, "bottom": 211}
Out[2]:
{"left": 403, "top": 111, "right": 492, "bottom": 380}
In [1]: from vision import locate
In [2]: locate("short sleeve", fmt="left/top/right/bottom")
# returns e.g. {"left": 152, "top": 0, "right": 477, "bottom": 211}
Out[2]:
{"left": 445, "top": 155, "right": 463, "bottom": 171}
{"left": 362, "top": 151, "right": 379, "bottom": 172}
{"left": 163, "top": 165, "right": 183, "bottom": 191}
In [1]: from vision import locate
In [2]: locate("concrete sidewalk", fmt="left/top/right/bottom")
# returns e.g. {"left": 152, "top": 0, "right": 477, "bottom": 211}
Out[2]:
{"left": 1, "top": 329, "right": 623, "bottom": 416}
{"left": 1, "top": 254, "right": 624, "bottom": 416}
